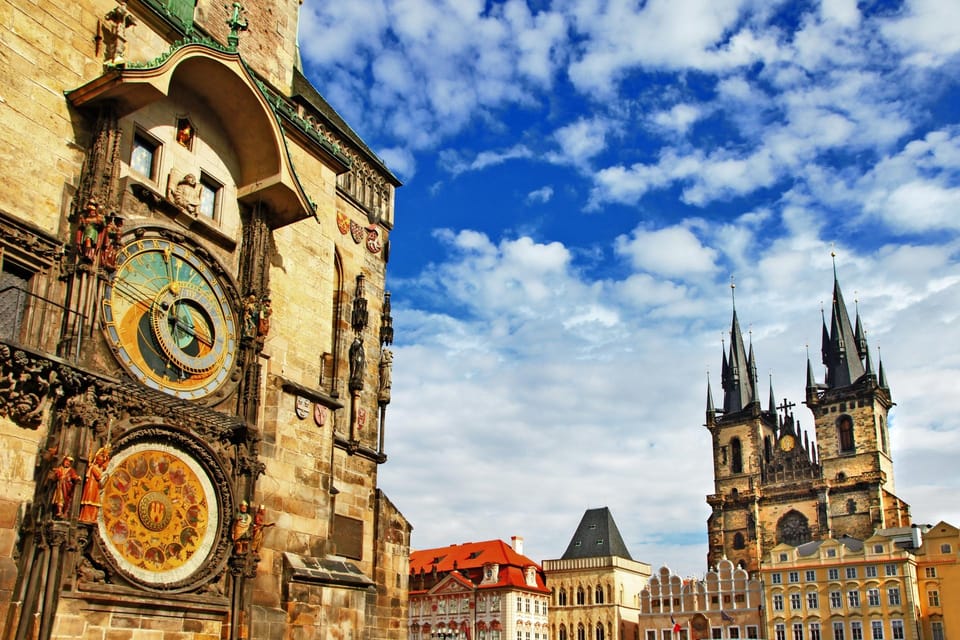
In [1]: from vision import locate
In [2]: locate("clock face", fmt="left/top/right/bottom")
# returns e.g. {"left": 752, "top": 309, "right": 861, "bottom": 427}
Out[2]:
{"left": 103, "top": 235, "right": 238, "bottom": 399}
{"left": 99, "top": 442, "right": 219, "bottom": 586}
{"left": 779, "top": 434, "right": 796, "bottom": 452}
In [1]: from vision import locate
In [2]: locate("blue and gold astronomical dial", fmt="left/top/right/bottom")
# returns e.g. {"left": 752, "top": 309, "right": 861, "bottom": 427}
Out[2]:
{"left": 103, "top": 236, "right": 238, "bottom": 400}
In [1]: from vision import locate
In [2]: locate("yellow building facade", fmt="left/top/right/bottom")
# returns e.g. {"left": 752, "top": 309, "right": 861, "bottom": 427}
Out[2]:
{"left": 761, "top": 533, "right": 921, "bottom": 640}
{"left": 0, "top": 1, "right": 409, "bottom": 638}
{"left": 915, "top": 521, "right": 960, "bottom": 640}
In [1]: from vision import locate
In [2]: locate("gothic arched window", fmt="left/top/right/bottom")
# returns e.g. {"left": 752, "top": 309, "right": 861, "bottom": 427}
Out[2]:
{"left": 733, "top": 532, "right": 745, "bottom": 550}
{"left": 558, "top": 588, "right": 567, "bottom": 606}
{"left": 576, "top": 587, "right": 585, "bottom": 605}
{"left": 560, "top": 626, "right": 568, "bottom": 640}
{"left": 838, "top": 415, "right": 855, "bottom": 453}
{"left": 595, "top": 585, "right": 604, "bottom": 604}
{"left": 578, "top": 624, "right": 586, "bottom": 640}
{"left": 776, "top": 510, "right": 812, "bottom": 546}
{"left": 731, "top": 437, "right": 743, "bottom": 473}
{"left": 596, "top": 623, "right": 605, "bottom": 640}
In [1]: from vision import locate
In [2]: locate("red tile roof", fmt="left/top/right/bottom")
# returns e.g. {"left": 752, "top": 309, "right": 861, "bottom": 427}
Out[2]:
{"left": 409, "top": 539, "right": 549, "bottom": 594}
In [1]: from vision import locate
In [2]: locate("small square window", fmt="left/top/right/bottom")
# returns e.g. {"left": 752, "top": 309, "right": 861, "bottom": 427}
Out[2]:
{"left": 866, "top": 566, "right": 877, "bottom": 578}
{"left": 873, "top": 544, "right": 884, "bottom": 553}
{"left": 925, "top": 567, "right": 937, "bottom": 578}
{"left": 828, "top": 568, "right": 840, "bottom": 580}
{"left": 780, "top": 553, "right": 788, "bottom": 561}
{"left": 131, "top": 131, "right": 160, "bottom": 179}
{"left": 805, "top": 570, "right": 816, "bottom": 582}
{"left": 846, "top": 567, "right": 857, "bottom": 579}
{"left": 788, "top": 571, "right": 799, "bottom": 583}
{"left": 772, "top": 573, "right": 782, "bottom": 584}
{"left": 199, "top": 172, "right": 222, "bottom": 219}
{"left": 826, "top": 549, "right": 837, "bottom": 558}
{"left": 940, "top": 543, "right": 952, "bottom": 554}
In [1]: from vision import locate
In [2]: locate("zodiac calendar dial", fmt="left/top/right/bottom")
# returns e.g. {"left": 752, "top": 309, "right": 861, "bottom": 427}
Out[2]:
{"left": 99, "top": 443, "right": 219, "bottom": 586}
{"left": 102, "top": 234, "right": 238, "bottom": 400}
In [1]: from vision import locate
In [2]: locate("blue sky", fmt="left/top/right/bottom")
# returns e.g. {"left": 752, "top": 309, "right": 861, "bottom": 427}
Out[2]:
{"left": 299, "top": 0, "right": 960, "bottom": 577}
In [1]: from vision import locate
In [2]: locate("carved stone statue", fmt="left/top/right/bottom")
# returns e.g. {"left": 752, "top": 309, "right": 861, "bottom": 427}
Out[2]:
{"left": 242, "top": 294, "right": 259, "bottom": 340}
{"left": 348, "top": 337, "right": 365, "bottom": 392}
{"left": 251, "top": 504, "right": 274, "bottom": 553}
{"left": 78, "top": 445, "right": 111, "bottom": 524}
{"left": 103, "top": 1, "right": 136, "bottom": 65}
{"left": 169, "top": 172, "right": 200, "bottom": 215}
{"left": 378, "top": 348, "right": 393, "bottom": 404}
{"left": 232, "top": 500, "right": 252, "bottom": 554}
{"left": 75, "top": 198, "right": 104, "bottom": 263}
{"left": 50, "top": 456, "right": 80, "bottom": 519}
{"left": 98, "top": 214, "right": 123, "bottom": 271}
{"left": 257, "top": 297, "right": 272, "bottom": 337}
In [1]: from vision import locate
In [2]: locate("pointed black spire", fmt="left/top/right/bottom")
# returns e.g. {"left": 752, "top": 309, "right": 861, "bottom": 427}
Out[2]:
{"left": 768, "top": 374, "right": 776, "bottom": 415}
{"left": 823, "top": 258, "right": 865, "bottom": 389}
{"left": 878, "top": 357, "right": 888, "bottom": 389}
{"left": 561, "top": 507, "right": 633, "bottom": 561}
{"left": 805, "top": 345, "right": 820, "bottom": 405}
{"left": 707, "top": 373, "right": 716, "bottom": 416}
{"left": 864, "top": 337, "right": 875, "bottom": 377}
{"left": 722, "top": 280, "right": 755, "bottom": 413}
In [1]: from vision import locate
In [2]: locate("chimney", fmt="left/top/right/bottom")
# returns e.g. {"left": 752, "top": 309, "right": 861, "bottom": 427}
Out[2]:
{"left": 511, "top": 536, "right": 524, "bottom": 555}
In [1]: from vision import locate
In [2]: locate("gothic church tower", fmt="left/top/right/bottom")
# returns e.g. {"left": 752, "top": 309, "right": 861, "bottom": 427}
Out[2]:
{"left": 705, "top": 273, "right": 910, "bottom": 574}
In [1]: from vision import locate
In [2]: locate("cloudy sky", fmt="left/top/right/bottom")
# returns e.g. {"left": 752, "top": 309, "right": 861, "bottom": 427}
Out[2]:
{"left": 299, "top": 0, "right": 960, "bottom": 577}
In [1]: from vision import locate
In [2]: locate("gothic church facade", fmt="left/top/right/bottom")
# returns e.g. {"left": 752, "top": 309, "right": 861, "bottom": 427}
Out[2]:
{"left": 705, "top": 275, "right": 911, "bottom": 574}
{"left": 0, "top": 1, "right": 409, "bottom": 638}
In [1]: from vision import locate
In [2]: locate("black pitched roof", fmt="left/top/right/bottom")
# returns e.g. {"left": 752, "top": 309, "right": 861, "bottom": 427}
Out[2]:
{"left": 561, "top": 507, "right": 633, "bottom": 561}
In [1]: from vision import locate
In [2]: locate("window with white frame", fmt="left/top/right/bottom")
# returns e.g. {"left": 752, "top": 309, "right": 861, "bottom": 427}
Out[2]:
{"left": 846, "top": 567, "right": 857, "bottom": 579}
{"left": 790, "top": 593, "right": 802, "bottom": 610}
{"left": 807, "top": 592, "right": 819, "bottom": 609}
{"left": 730, "top": 627, "right": 740, "bottom": 639}
{"left": 833, "top": 623, "right": 844, "bottom": 640}
{"left": 848, "top": 590, "right": 860, "bottom": 607}
{"left": 747, "top": 627, "right": 758, "bottom": 639}
{"left": 925, "top": 567, "right": 937, "bottom": 578}
{"left": 928, "top": 590, "right": 940, "bottom": 607}
{"left": 851, "top": 622, "right": 863, "bottom": 640}
{"left": 887, "top": 587, "right": 900, "bottom": 606}
{"left": 931, "top": 622, "right": 944, "bottom": 640}
{"left": 890, "top": 621, "right": 904, "bottom": 640}
{"left": 830, "top": 591, "right": 842, "bottom": 608}
{"left": 772, "top": 573, "right": 782, "bottom": 584}
{"left": 870, "top": 621, "right": 883, "bottom": 640}
{"left": 789, "top": 571, "right": 800, "bottom": 583}
{"left": 775, "top": 625, "right": 786, "bottom": 640}
{"left": 810, "top": 623, "right": 821, "bottom": 640}
{"left": 793, "top": 623, "right": 804, "bottom": 640}
{"left": 828, "top": 568, "right": 840, "bottom": 580}
{"left": 940, "top": 543, "right": 952, "bottom": 554}
{"left": 884, "top": 564, "right": 897, "bottom": 576}
{"left": 866, "top": 566, "right": 877, "bottom": 578}
{"left": 867, "top": 589, "right": 881, "bottom": 607}
{"left": 773, "top": 594, "right": 784, "bottom": 611}
{"left": 805, "top": 570, "right": 816, "bottom": 581}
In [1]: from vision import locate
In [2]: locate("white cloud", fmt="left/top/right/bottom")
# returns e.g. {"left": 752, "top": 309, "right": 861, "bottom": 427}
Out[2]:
{"left": 650, "top": 103, "right": 705, "bottom": 135}
{"left": 614, "top": 225, "right": 719, "bottom": 279}
{"left": 547, "top": 117, "right": 616, "bottom": 166}
{"left": 439, "top": 144, "right": 534, "bottom": 176}
{"left": 377, "top": 146, "right": 417, "bottom": 180}
{"left": 881, "top": 0, "right": 960, "bottom": 67}
{"left": 526, "top": 186, "right": 554, "bottom": 204}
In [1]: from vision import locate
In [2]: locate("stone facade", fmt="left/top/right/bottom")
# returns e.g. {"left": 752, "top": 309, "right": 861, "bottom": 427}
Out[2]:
{"left": 0, "top": 1, "right": 409, "bottom": 638}
{"left": 545, "top": 509, "right": 652, "bottom": 640}
{"left": 638, "top": 560, "right": 764, "bottom": 640}
{"left": 706, "top": 278, "right": 910, "bottom": 574}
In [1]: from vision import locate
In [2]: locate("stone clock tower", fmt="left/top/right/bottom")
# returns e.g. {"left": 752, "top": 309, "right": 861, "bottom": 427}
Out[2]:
{"left": 705, "top": 274, "right": 911, "bottom": 574}
{"left": 0, "top": 1, "right": 409, "bottom": 638}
